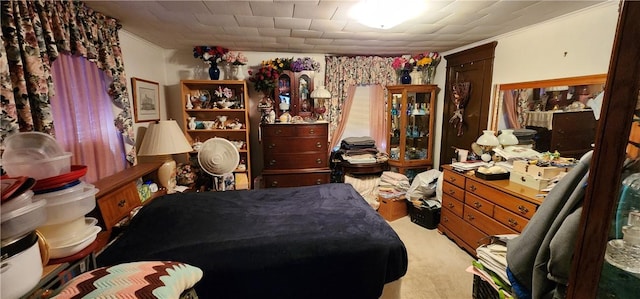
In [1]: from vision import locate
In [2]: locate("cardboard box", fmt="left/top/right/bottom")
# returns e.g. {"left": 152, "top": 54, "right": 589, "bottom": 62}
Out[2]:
{"left": 512, "top": 160, "right": 569, "bottom": 179}
{"left": 377, "top": 195, "right": 408, "bottom": 221}
{"left": 510, "top": 171, "right": 551, "bottom": 190}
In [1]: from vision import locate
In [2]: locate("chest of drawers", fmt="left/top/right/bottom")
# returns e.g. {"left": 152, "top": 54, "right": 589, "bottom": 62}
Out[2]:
{"left": 439, "top": 165, "right": 543, "bottom": 256}
{"left": 260, "top": 122, "right": 330, "bottom": 188}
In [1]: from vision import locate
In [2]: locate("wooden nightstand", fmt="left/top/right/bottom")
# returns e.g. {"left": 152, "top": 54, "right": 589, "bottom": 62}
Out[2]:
{"left": 91, "top": 162, "right": 164, "bottom": 251}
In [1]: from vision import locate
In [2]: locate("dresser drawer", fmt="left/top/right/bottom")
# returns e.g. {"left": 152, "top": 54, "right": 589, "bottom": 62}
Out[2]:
{"left": 441, "top": 208, "right": 489, "bottom": 253}
{"left": 263, "top": 137, "right": 327, "bottom": 154}
{"left": 494, "top": 206, "right": 529, "bottom": 232}
{"left": 262, "top": 125, "right": 296, "bottom": 137}
{"left": 464, "top": 192, "right": 494, "bottom": 217}
{"left": 263, "top": 153, "right": 328, "bottom": 169}
{"left": 465, "top": 179, "right": 537, "bottom": 219}
{"left": 295, "top": 124, "right": 328, "bottom": 136}
{"left": 97, "top": 181, "right": 140, "bottom": 229}
{"left": 263, "top": 171, "right": 331, "bottom": 188}
{"left": 442, "top": 181, "right": 465, "bottom": 202}
{"left": 443, "top": 169, "right": 466, "bottom": 189}
{"left": 442, "top": 194, "right": 464, "bottom": 218}
{"left": 464, "top": 206, "right": 518, "bottom": 236}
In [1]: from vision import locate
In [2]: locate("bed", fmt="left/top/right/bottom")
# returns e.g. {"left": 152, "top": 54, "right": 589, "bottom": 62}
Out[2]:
{"left": 96, "top": 183, "right": 408, "bottom": 299}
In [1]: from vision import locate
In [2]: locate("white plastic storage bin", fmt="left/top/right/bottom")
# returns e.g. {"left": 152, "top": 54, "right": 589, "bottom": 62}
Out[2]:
{"left": 38, "top": 187, "right": 98, "bottom": 226}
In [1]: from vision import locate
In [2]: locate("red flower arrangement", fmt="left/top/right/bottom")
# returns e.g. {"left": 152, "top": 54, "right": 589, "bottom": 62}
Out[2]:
{"left": 193, "top": 46, "right": 229, "bottom": 63}
{"left": 248, "top": 65, "right": 280, "bottom": 93}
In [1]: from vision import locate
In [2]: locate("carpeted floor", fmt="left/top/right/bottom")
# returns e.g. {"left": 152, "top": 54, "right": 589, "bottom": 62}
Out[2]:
{"left": 388, "top": 216, "right": 475, "bottom": 298}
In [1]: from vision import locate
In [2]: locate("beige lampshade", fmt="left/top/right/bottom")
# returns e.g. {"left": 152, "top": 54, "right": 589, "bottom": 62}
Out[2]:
{"left": 138, "top": 120, "right": 193, "bottom": 156}
{"left": 310, "top": 85, "right": 331, "bottom": 99}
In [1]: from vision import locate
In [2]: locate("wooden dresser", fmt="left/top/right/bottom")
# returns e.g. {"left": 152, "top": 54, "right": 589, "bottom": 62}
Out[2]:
{"left": 260, "top": 122, "right": 331, "bottom": 188}
{"left": 439, "top": 165, "right": 544, "bottom": 256}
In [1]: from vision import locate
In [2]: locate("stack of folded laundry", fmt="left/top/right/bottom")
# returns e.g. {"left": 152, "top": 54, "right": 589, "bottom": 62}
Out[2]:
{"left": 378, "top": 171, "right": 410, "bottom": 193}
{"left": 340, "top": 136, "right": 376, "bottom": 150}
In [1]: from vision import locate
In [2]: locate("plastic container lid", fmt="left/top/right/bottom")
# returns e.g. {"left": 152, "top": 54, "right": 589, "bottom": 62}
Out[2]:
{"left": 1, "top": 189, "right": 34, "bottom": 213}
{"left": 41, "top": 187, "right": 98, "bottom": 206}
{"left": 33, "top": 181, "right": 91, "bottom": 201}
{"left": 2, "top": 132, "right": 65, "bottom": 160}
{"left": 39, "top": 217, "right": 98, "bottom": 246}
{"left": 45, "top": 220, "right": 99, "bottom": 247}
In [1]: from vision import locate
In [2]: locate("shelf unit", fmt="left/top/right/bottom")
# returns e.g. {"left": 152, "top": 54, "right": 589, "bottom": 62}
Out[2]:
{"left": 180, "top": 80, "right": 251, "bottom": 189}
{"left": 385, "top": 84, "right": 438, "bottom": 181}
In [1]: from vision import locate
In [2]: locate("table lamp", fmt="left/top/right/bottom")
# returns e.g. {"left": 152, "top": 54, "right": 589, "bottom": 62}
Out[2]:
{"left": 476, "top": 130, "right": 500, "bottom": 162}
{"left": 311, "top": 85, "right": 331, "bottom": 120}
{"left": 137, "top": 120, "right": 193, "bottom": 194}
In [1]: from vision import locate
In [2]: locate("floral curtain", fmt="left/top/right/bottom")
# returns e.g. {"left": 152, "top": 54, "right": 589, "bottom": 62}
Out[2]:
{"left": 0, "top": 0, "right": 136, "bottom": 163}
{"left": 324, "top": 56, "right": 396, "bottom": 148}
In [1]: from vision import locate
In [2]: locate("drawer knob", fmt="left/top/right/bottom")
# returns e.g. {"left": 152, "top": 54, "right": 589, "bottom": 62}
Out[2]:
{"left": 316, "top": 158, "right": 322, "bottom": 164}
{"left": 447, "top": 189, "right": 455, "bottom": 195}
{"left": 508, "top": 218, "right": 519, "bottom": 227}
{"left": 275, "top": 129, "right": 282, "bottom": 135}
{"left": 443, "top": 216, "right": 449, "bottom": 223}
{"left": 518, "top": 205, "right": 529, "bottom": 214}
{"left": 271, "top": 181, "right": 279, "bottom": 187}
{"left": 447, "top": 202, "right": 454, "bottom": 208}
{"left": 469, "top": 185, "right": 477, "bottom": 192}
{"left": 268, "top": 143, "right": 276, "bottom": 149}
{"left": 309, "top": 129, "right": 315, "bottom": 134}
{"left": 473, "top": 201, "right": 482, "bottom": 208}
{"left": 118, "top": 199, "right": 126, "bottom": 207}
{"left": 316, "top": 179, "right": 322, "bottom": 185}
{"left": 449, "top": 176, "right": 457, "bottom": 182}
{"left": 316, "top": 142, "right": 322, "bottom": 148}
{"left": 269, "top": 159, "right": 276, "bottom": 166}
{"left": 467, "top": 214, "right": 475, "bottom": 221}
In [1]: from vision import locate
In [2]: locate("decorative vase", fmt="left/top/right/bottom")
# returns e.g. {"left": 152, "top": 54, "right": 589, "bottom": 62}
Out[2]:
{"left": 208, "top": 61, "right": 220, "bottom": 80}
{"left": 410, "top": 68, "right": 422, "bottom": 84}
{"left": 185, "top": 95, "right": 194, "bottom": 109}
{"left": 188, "top": 117, "right": 197, "bottom": 130}
{"left": 223, "top": 63, "right": 232, "bottom": 80}
{"left": 232, "top": 65, "right": 246, "bottom": 80}
{"left": 400, "top": 69, "right": 411, "bottom": 84}
{"left": 423, "top": 66, "right": 436, "bottom": 84}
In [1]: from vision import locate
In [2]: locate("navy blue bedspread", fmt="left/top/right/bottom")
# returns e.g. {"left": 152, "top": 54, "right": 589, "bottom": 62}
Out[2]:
{"left": 97, "top": 183, "right": 407, "bottom": 299}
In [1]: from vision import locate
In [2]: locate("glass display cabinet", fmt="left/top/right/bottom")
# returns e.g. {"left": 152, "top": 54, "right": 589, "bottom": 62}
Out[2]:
{"left": 275, "top": 70, "right": 314, "bottom": 119}
{"left": 386, "top": 84, "right": 438, "bottom": 180}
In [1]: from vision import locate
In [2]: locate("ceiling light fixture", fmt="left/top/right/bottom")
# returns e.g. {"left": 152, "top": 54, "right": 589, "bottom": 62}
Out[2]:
{"left": 349, "top": 0, "right": 427, "bottom": 30}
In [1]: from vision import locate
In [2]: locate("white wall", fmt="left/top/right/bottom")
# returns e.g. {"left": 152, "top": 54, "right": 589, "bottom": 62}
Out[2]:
{"left": 431, "top": 1, "right": 619, "bottom": 168}
{"left": 118, "top": 30, "right": 169, "bottom": 149}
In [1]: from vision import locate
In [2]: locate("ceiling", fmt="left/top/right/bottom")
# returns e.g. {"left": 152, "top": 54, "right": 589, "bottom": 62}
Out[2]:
{"left": 86, "top": 0, "right": 607, "bottom": 56}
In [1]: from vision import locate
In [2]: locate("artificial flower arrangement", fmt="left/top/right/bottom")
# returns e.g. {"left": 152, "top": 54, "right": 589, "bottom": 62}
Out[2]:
{"left": 193, "top": 46, "right": 229, "bottom": 63}
{"left": 290, "top": 57, "right": 321, "bottom": 72}
{"left": 262, "top": 57, "right": 293, "bottom": 71}
{"left": 248, "top": 65, "right": 280, "bottom": 93}
{"left": 223, "top": 51, "right": 248, "bottom": 65}
{"left": 214, "top": 86, "right": 234, "bottom": 99}
{"left": 391, "top": 56, "right": 415, "bottom": 71}
{"left": 412, "top": 51, "right": 441, "bottom": 70}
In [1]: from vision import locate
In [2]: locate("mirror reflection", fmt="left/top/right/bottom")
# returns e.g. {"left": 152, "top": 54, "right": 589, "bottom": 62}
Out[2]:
{"left": 493, "top": 74, "right": 606, "bottom": 158}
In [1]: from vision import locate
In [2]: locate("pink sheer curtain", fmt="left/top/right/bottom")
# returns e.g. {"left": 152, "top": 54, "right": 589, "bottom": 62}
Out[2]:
{"left": 503, "top": 90, "right": 522, "bottom": 129}
{"left": 329, "top": 85, "right": 357, "bottom": 151}
{"left": 50, "top": 54, "right": 127, "bottom": 183}
{"left": 369, "top": 84, "right": 387, "bottom": 151}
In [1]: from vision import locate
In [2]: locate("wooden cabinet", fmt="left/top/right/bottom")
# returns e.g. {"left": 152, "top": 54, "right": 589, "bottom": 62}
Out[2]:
{"left": 439, "top": 165, "right": 543, "bottom": 256}
{"left": 180, "top": 80, "right": 252, "bottom": 189}
{"left": 92, "top": 162, "right": 163, "bottom": 250}
{"left": 260, "top": 122, "right": 330, "bottom": 188}
{"left": 275, "top": 70, "right": 314, "bottom": 118}
{"left": 386, "top": 84, "right": 438, "bottom": 180}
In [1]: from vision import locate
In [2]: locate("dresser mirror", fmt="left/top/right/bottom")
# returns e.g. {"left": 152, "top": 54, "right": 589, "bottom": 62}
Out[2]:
{"left": 490, "top": 74, "right": 606, "bottom": 158}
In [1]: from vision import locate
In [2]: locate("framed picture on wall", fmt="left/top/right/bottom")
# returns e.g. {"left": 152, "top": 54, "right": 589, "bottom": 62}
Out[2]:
{"left": 132, "top": 77, "right": 160, "bottom": 122}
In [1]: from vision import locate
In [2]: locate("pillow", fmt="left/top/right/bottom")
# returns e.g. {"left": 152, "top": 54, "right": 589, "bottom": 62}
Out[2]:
{"left": 53, "top": 261, "right": 203, "bottom": 299}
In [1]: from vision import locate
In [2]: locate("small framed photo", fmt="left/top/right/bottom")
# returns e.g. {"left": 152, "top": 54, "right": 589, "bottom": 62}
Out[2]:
{"left": 132, "top": 77, "right": 160, "bottom": 122}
